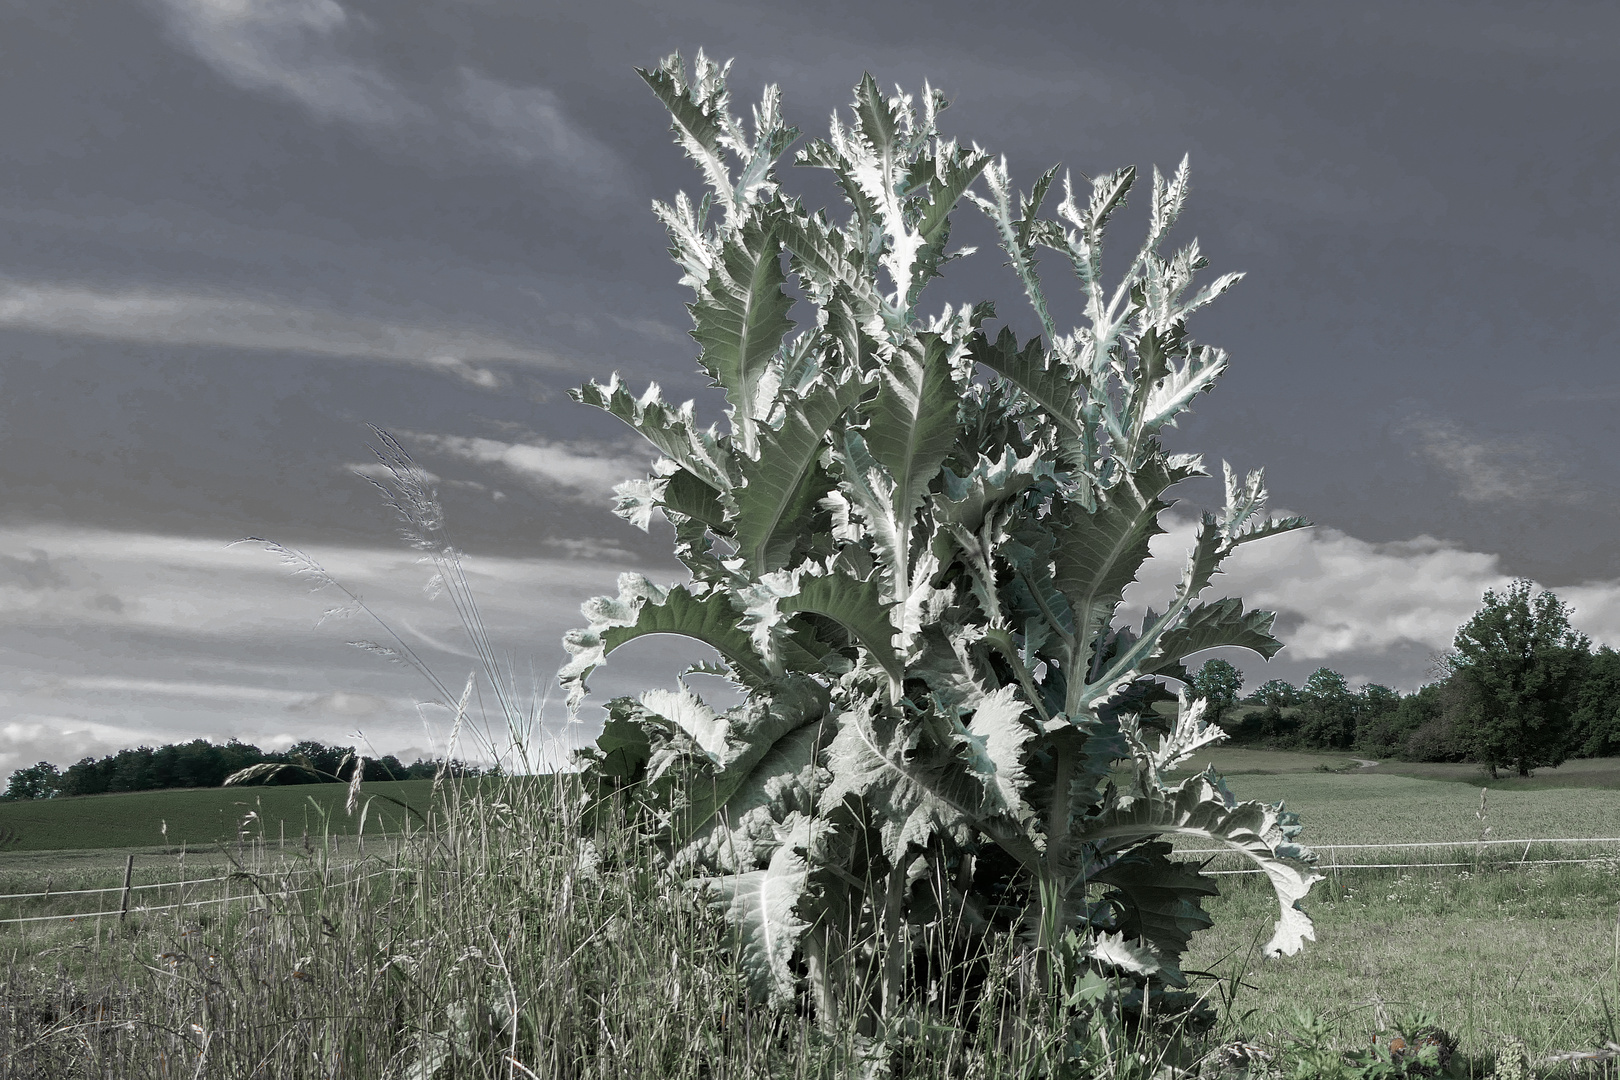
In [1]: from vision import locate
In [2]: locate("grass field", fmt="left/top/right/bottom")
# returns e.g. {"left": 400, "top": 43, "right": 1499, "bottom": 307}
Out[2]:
{"left": 1160, "top": 750, "right": 1620, "bottom": 1065}
{"left": 13, "top": 748, "right": 1602, "bottom": 858}
{"left": 1189, "top": 854, "right": 1620, "bottom": 1061}
{"left": 0, "top": 779, "right": 441, "bottom": 852}
{"left": 7, "top": 751, "right": 1620, "bottom": 1076}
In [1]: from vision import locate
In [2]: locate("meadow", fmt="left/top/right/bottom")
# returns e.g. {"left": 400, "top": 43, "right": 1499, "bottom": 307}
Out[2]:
{"left": 1171, "top": 752, "right": 1620, "bottom": 1066}
{"left": 0, "top": 779, "right": 440, "bottom": 853}
{"left": 4, "top": 751, "right": 1620, "bottom": 1076}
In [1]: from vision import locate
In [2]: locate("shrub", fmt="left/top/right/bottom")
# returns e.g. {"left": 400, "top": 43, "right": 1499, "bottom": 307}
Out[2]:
{"left": 565, "top": 53, "right": 1321, "bottom": 1046}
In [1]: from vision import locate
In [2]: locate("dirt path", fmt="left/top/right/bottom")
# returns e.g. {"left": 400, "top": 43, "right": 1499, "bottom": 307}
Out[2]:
{"left": 1350, "top": 758, "right": 1380, "bottom": 769}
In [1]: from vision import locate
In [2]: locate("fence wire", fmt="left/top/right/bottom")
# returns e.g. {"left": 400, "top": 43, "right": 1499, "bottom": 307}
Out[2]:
{"left": 5, "top": 838, "right": 1619, "bottom": 923}
{"left": 0, "top": 866, "right": 390, "bottom": 926}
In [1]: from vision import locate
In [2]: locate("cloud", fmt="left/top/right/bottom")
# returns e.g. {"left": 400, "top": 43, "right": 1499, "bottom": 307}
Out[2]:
{"left": 411, "top": 433, "right": 649, "bottom": 501}
{"left": 0, "top": 523, "right": 681, "bottom": 774}
{"left": 0, "top": 717, "right": 169, "bottom": 777}
{"left": 1397, "top": 412, "right": 1586, "bottom": 504}
{"left": 0, "top": 279, "right": 568, "bottom": 384}
{"left": 288, "top": 690, "right": 392, "bottom": 717}
{"left": 155, "top": 0, "right": 421, "bottom": 128}
{"left": 0, "top": 550, "right": 68, "bottom": 591}
{"left": 1213, "top": 527, "right": 1513, "bottom": 660}
{"left": 453, "top": 69, "right": 625, "bottom": 187}
{"left": 1125, "top": 514, "right": 1620, "bottom": 690}
{"left": 55, "top": 676, "right": 311, "bottom": 704}
{"left": 154, "top": 0, "right": 624, "bottom": 186}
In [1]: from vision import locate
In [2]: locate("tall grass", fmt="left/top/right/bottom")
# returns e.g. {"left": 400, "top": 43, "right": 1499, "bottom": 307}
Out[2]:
{"left": 1, "top": 771, "right": 1211, "bottom": 1078}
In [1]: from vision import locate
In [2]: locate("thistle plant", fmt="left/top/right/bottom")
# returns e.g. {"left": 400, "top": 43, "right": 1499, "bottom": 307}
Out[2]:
{"left": 564, "top": 52, "right": 1320, "bottom": 1035}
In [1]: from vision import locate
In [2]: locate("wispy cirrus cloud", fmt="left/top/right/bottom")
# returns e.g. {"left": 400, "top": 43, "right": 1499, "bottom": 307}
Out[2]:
{"left": 0, "top": 279, "right": 569, "bottom": 385}
{"left": 153, "top": 0, "right": 625, "bottom": 188}
{"left": 1397, "top": 411, "right": 1588, "bottom": 504}
{"left": 409, "top": 433, "right": 649, "bottom": 501}
{"left": 155, "top": 0, "right": 421, "bottom": 128}
{"left": 451, "top": 68, "right": 625, "bottom": 186}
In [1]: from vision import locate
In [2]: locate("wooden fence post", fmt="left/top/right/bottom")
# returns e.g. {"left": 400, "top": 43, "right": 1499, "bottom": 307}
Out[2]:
{"left": 119, "top": 854, "right": 134, "bottom": 923}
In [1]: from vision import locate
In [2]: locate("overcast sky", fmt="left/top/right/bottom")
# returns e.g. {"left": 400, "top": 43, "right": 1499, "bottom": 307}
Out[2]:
{"left": 4, "top": 0, "right": 1618, "bottom": 778}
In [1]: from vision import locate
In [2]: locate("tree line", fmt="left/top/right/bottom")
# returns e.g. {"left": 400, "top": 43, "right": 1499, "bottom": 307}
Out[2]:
{"left": 1190, "top": 579, "right": 1613, "bottom": 777}
{"left": 2, "top": 739, "right": 484, "bottom": 801}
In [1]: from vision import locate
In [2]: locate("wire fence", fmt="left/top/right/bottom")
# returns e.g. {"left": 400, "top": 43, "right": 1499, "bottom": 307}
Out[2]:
{"left": 0, "top": 863, "right": 402, "bottom": 926}
{"left": 6, "top": 836, "right": 1620, "bottom": 921}
{"left": 1181, "top": 836, "right": 1620, "bottom": 876}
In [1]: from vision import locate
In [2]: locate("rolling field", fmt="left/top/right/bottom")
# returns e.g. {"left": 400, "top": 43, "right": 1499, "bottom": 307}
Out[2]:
{"left": 9, "top": 750, "right": 1611, "bottom": 858}
{"left": 0, "top": 779, "right": 440, "bottom": 853}
{"left": 1160, "top": 750, "right": 1620, "bottom": 1059}
{"left": 1172, "top": 749, "right": 1620, "bottom": 847}
{"left": 1212, "top": 770, "right": 1620, "bottom": 847}
{"left": 7, "top": 752, "right": 1620, "bottom": 1068}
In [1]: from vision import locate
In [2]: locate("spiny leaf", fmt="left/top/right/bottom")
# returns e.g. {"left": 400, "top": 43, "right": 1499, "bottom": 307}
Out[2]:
{"left": 820, "top": 704, "right": 964, "bottom": 865}
{"left": 1085, "top": 772, "right": 1321, "bottom": 957}
{"left": 660, "top": 467, "right": 729, "bottom": 530}
{"left": 970, "top": 327, "right": 1096, "bottom": 478}
{"left": 691, "top": 207, "right": 796, "bottom": 452}
{"left": 641, "top": 685, "right": 730, "bottom": 761}
{"left": 1145, "top": 692, "right": 1226, "bottom": 774}
{"left": 1145, "top": 154, "right": 1190, "bottom": 251}
{"left": 658, "top": 678, "right": 829, "bottom": 856}
{"left": 572, "top": 376, "right": 732, "bottom": 491}
{"left": 1049, "top": 456, "right": 1193, "bottom": 697}
{"left": 1087, "top": 930, "right": 1163, "bottom": 977}
{"left": 835, "top": 429, "right": 908, "bottom": 599}
{"left": 1144, "top": 598, "right": 1286, "bottom": 672}
{"left": 731, "top": 374, "right": 867, "bottom": 574}
{"left": 960, "top": 686, "right": 1036, "bottom": 823}
{"left": 781, "top": 571, "right": 904, "bottom": 690}
{"left": 1137, "top": 342, "right": 1228, "bottom": 435}
{"left": 702, "top": 813, "right": 818, "bottom": 1001}
{"left": 861, "top": 334, "right": 964, "bottom": 536}
{"left": 933, "top": 445, "right": 1055, "bottom": 536}
{"left": 587, "top": 699, "right": 652, "bottom": 783}
{"left": 1090, "top": 842, "right": 1216, "bottom": 975}
{"left": 560, "top": 577, "right": 770, "bottom": 710}
{"left": 638, "top": 52, "right": 739, "bottom": 210}
{"left": 968, "top": 159, "right": 1059, "bottom": 340}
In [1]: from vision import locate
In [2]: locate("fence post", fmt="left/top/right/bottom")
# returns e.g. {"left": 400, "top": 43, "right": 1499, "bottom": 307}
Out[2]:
{"left": 118, "top": 854, "right": 134, "bottom": 923}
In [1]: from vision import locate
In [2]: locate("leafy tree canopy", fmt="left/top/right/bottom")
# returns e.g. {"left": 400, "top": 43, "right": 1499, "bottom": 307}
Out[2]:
{"left": 1450, "top": 579, "right": 1590, "bottom": 778}
{"left": 2, "top": 762, "right": 61, "bottom": 801}
{"left": 1190, "top": 658, "right": 1244, "bottom": 715}
{"left": 1300, "top": 667, "right": 1350, "bottom": 701}
{"left": 1248, "top": 678, "right": 1297, "bottom": 707}
{"left": 1572, "top": 645, "right": 1620, "bottom": 757}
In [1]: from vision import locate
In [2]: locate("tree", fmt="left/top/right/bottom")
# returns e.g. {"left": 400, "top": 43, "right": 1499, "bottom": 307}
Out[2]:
{"left": 1351, "top": 683, "right": 1402, "bottom": 754}
{"left": 1401, "top": 681, "right": 1467, "bottom": 762}
{"left": 1296, "top": 667, "right": 1356, "bottom": 749}
{"left": 564, "top": 55, "right": 1321, "bottom": 1031}
{"left": 1301, "top": 667, "right": 1349, "bottom": 700}
{"left": 1190, "top": 658, "right": 1244, "bottom": 718}
{"left": 1570, "top": 646, "right": 1620, "bottom": 757}
{"left": 1248, "top": 679, "right": 1297, "bottom": 708}
{"left": 3, "top": 762, "right": 61, "bottom": 800}
{"left": 1450, "top": 579, "right": 1590, "bottom": 777}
